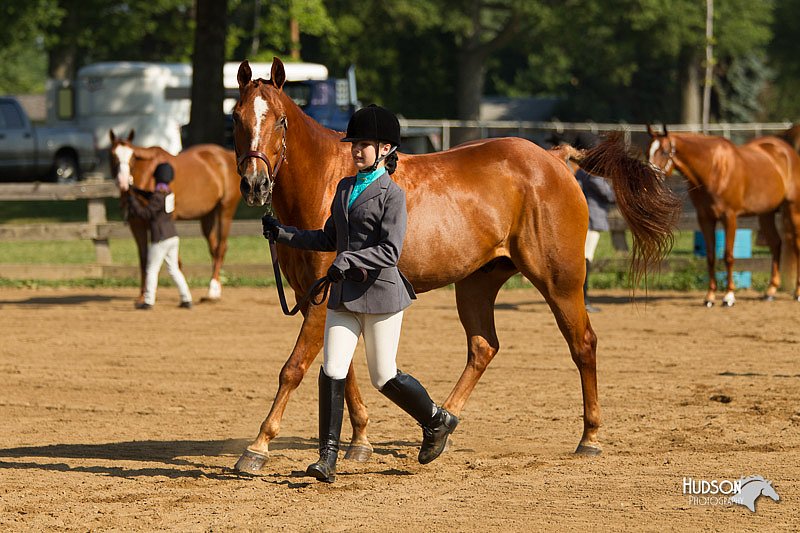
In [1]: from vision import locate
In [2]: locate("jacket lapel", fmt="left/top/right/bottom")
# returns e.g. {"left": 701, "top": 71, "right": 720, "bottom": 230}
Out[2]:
{"left": 340, "top": 177, "right": 354, "bottom": 223}
{"left": 349, "top": 171, "right": 389, "bottom": 212}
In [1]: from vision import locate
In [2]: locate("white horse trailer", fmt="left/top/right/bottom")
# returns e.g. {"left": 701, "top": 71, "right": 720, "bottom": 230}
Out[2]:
{"left": 47, "top": 61, "right": 330, "bottom": 167}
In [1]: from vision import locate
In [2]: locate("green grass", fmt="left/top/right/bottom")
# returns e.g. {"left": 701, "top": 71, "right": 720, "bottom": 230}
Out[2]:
{"left": 0, "top": 200, "right": 778, "bottom": 290}
{"left": 0, "top": 235, "right": 269, "bottom": 265}
{"left": 0, "top": 198, "right": 264, "bottom": 225}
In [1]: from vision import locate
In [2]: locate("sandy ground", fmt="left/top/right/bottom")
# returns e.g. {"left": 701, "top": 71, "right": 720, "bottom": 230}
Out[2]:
{"left": 0, "top": 286, "right": 797, "bottom": 531}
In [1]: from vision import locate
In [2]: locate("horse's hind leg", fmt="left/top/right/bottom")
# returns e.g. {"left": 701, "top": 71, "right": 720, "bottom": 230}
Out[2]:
{"left": 758, "top": 212, "right": 782, "bottom": 300}
{"left": 442, "top": 262, "right": 516, "bottom": 416}
{"left": 517, "top": 254, "right": 601, "bottom": 455}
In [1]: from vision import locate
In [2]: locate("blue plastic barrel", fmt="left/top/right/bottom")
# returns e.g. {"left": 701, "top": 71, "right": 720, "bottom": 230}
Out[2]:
{"left": 693, "top": 229, "right": 752, "bottom": 288}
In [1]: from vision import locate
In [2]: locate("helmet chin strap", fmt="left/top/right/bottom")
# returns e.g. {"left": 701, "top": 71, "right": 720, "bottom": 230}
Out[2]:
{"left": 361, "top": 144, "right": 397, "bottom": 173}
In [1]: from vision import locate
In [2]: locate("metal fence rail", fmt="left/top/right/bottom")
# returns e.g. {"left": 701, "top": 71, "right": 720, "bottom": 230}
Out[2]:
{"left": 400, "top": 119, "right": 795, "bottom": 152}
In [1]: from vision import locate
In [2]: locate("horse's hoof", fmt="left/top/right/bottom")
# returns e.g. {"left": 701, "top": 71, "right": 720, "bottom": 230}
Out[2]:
{"left": 234, "top": 448, "right": 268, "bottom": 474}
{"left": 763, "top": 294, "right": 775, "bottom": 302}
{"left": 703, "top": 300, "right": 714, "bottom": 308}
{"left": 575, "top": 443, "right": 602, "bottom": 456}
{"left": 344, "top": 444, "right": 372, "bottom": 462}
{"left": 722, "top": 300, "right": 735, "bottom": 308}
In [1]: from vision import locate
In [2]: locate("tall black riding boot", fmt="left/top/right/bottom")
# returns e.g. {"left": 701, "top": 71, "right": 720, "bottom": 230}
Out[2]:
{"left": 306, "top": 368, "right": 345, "bottom": 483}
{"left": 380, "top": 371, "right": 459, "bottom": 464}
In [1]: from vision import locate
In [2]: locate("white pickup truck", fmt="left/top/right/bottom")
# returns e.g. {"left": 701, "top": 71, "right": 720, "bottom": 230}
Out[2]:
{"left": 0, "top": 96, "right": 98, "bottom": 182}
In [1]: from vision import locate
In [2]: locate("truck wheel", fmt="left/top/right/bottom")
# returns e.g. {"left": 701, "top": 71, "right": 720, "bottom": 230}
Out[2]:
{"left": 53, "top": 153, "right": 79, "bottom": 183}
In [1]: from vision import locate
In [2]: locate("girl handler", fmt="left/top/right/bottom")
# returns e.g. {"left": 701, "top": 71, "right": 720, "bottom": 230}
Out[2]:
{"left": 261, "top": 105, "right": 458, "bottom": 483}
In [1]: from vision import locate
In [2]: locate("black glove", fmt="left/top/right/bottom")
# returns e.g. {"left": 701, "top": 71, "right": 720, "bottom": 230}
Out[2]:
{"left": 344, "top": 267, "right": 368, "bottom": 283}
{"left": 262, "top": 214, "right": 280, "bottom": 240}
{"left": 326, "top": 264, "right": 345, "bottom": 283}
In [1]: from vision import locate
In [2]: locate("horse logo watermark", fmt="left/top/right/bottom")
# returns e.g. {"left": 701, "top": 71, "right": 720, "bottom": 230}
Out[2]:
{"left": 730, "top": 476, "right": 781, "bottom": 512}
{"left": 683, "top": 475, "right": 780, "bottom": 512}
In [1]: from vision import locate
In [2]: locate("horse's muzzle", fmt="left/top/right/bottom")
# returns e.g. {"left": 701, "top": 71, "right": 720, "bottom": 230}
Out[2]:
{"left": 240, "top": 175, "right": 272, "bottom": 207}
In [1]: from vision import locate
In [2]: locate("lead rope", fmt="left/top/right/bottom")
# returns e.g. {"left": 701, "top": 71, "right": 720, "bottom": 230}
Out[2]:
{"left": 265, "top": 208, "right": 331, "bottom": 316}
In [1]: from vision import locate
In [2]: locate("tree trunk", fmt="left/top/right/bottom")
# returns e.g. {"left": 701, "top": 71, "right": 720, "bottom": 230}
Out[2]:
{"left": 680, "top": 53, "right": 702, "bottom": 125}
{"left": 187, "top": 0, "right": 228, "bottom": 148}
{"left": 452, "top": 48, "right": 486, "bottom": 145}
{"left": 47, "top": 4, "right": 80, "bottom": 80}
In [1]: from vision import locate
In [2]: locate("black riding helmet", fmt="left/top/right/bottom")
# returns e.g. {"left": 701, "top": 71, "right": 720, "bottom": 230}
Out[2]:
{"left": 341, "top": 105, "right": 400, "bottom": 173}
{"left": 341, "top": 104, "right": 401, "bottom": 146}
{"left": 153, "top": 162, "right": 174, "bottom": 184}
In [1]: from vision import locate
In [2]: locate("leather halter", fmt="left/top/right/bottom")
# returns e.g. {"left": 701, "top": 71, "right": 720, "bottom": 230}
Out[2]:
{"left": 237, "top": 116, "right": 288, "bottom": 181}
{"left": 661, "top": 137, "right": 677, "bottom": 174}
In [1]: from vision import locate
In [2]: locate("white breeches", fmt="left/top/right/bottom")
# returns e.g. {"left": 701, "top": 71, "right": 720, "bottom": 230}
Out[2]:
{"left": 322, "top": 307, "right": 404, "bottom": 390}
{"left": 143, "top": 236, "right": 192, "bottom": 305}
{"left": 585, "top": 230, "right": 600, "bottom": 262}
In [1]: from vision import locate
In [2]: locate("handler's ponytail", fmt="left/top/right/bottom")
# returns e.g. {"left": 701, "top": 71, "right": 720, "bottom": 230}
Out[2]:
{"left": 385, "top": 151, "right": 398, "bottom": 175}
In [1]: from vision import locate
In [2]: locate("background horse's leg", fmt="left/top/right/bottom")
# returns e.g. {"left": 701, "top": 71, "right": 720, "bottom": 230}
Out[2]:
{"left": 783, "top": 205, "right": 800, "bottom": 301}
{"left": 758, "top": 212, "right": 782, "bottom": 300}
{"left": 721, "top": 214, "right": 739, "bottom": 307}
{"left": 690, "top": 189, "right": 718, "bottom": 306}
{"left": 130, "top": 217, "right": 149, "bottom": 304}
{"left": 442, "top": 264, "right": 516, "bottom": 418}
{"left": 200, "top": 206, "right": 225, "bottom": 300}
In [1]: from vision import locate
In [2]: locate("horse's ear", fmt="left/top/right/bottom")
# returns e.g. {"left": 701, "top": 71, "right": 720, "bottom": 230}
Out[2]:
{"left": 238, "top": 60, "right": 252, "bottom": 89}
{"left": 109, "top": 130, "right": 116, "bottom": 143}
{"left": 662, "top": 123, "right": 669, "bottom": 136}
{"left": 128, "top": 129, "right": 135, "bottom": 142}
{"left": 271, "top": 56, "right": 286, "bottom": 91}
{"left": 646, "top": 124, "right": 655, "bottom": 137}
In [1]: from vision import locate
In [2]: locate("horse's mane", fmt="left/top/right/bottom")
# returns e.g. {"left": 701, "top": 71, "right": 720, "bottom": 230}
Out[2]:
{"left": 739, "top": 475, "right": 768, "bottom": 486}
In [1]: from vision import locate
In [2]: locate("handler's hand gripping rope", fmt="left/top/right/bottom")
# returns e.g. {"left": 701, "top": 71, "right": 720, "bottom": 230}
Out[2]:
{"left": 264, "top": 207, "right": 331, "bottom": 316}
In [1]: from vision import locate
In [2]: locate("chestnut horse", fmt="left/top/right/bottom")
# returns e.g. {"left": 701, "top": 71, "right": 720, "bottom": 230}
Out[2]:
{"left": 109, "top": 130, "right": 242, "bottom": 302}
{"left": 648, "top": 125, "right": 800, "bottom": 306}
{"left": 231, "top": 57, "right": 679, "bottom": 474}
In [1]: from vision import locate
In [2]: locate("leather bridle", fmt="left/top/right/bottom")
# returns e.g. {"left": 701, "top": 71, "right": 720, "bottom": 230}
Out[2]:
{"left": 236, "top": 115, "right": 288, "bottom": 182}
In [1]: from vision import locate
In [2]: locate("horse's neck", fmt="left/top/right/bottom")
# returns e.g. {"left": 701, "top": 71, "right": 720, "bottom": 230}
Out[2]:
{"left": 673, "top": 134, "right": 719, "bottom": 189}
{"left": 273, "top": 99, "right": 352, "bottom": 225}
{"left": 132, "top": 146, "right": 170, "bottom": 188}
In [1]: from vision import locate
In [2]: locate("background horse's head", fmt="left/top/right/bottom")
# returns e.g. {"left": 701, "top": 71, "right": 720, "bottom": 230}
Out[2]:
{"left": 233, "top": 58, "right": 290, "bottom": 207}
{"left": 646, "top": 124, "right": 676, "bottom": 175}
{"left": 109, "top": 129, "right": 138, "bottom": 192}
{"left": 109, "top": 129, "right": 161, "bottom": 192}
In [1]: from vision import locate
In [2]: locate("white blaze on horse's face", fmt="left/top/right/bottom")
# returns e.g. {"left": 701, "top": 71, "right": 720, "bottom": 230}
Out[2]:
{"left": 648, "top": 139, "right": 660, "bottom": 163}
{"left": 244, "top": 95, "right": 270, "bottom": 176}
{"left": 113, "top": 144, "right": 134, "bottom": 192}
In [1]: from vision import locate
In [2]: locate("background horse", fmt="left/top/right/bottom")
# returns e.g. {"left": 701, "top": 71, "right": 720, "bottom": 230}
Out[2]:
{"left": 109, "top": 130, "right": 242, "bottom": 302}
{"left": 647, "top": 125, "right": 800, "bottom": 306}
{"left": 232, "top": 57, "right": 679, "bottom": 474}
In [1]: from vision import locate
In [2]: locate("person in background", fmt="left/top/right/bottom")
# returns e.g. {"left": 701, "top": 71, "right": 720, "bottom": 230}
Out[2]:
{"left": 128, "top": 162, "right": 193, "bottom": 310}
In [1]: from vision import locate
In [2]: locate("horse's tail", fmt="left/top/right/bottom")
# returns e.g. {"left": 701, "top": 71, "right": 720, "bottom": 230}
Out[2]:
{"left": 575, "top": 132, "right": 681, "bottom": 288}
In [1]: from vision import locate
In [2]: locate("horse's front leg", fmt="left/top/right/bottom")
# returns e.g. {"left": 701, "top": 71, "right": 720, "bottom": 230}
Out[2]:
{"left": 234, "top": 303, "right": 372, "bottom": 473}
{"left": 129, "top": 217, "right": 149, "bottom": 304}
{"left": 721, "top": 214, "right": 738, "bottom": 307}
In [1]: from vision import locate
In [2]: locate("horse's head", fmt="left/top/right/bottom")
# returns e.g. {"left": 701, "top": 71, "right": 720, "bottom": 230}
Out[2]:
{"left": 233, "top": 57, "right": 290, "bottom": 207}
{"left": 761, "top": 480, "right": 780, "bottom": 502}
{"left": 646, "top": 124, "right": 676, "bottom": 175}
{"left": 109, "top": 129, "right": 138, "bottom": 192}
